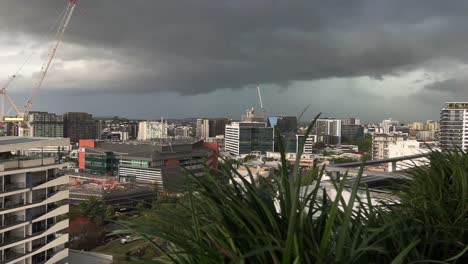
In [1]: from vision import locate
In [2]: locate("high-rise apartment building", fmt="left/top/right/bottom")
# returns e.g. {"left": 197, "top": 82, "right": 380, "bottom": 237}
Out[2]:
{"left": 439, "top": 102, "right": 468, "bottom": 149}
{"left": 63, "top": 112, "right": 96, "bottom": 144}
{"left": 225, "top": 122, "right": 274, "bottom": 156}
{"left": 26, "top": 112, "right": 64, "bottom": 138}
{"left": 0, "top": 137, "right": 70, "bottom": 263}
{"left": 137, "top": 120, "right": 168, "bottom": 140}
{"left": 372, "top": 133, "right": 408, "bottom": 160}
{"left": 426, "top": 120, "right": 440, "bottom": 131}
{"left": 95, "top": 120, "right": 104, "bottom": 139}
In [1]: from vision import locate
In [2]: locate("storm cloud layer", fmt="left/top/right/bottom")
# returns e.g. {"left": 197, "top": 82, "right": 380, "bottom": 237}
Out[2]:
{"left": 1, "top": 0, "right": 468, "bottom": 97}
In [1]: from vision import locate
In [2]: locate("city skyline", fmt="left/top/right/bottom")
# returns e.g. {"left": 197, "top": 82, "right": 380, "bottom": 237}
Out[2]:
{"left": 1, "top": 1, "right": 468, "bottom": 122}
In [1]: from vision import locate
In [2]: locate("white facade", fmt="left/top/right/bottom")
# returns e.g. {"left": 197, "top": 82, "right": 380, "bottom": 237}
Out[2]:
{"left": 372, "top": 133, "right": 408, "bottom": 160}
{"left": 137, "top": 120, "right": 168, "bottom": 140}
{"left": 381, "top": 119, "right": 399, "bottom": 134}
{"left": 0, "top": 138, "right": 70, "bottom": 264}
{"left": 439, "top": 102, "right": 468, "bottom": 150}
{"left": 196, "top": 119, "right": 210, "bottom": 139}
{"left": 387, "top": 140, "right": 431, "bottom": 172}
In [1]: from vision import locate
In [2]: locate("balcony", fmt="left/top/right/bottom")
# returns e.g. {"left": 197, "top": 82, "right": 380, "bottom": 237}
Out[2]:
{"left": 3, "top": 199, "right": 25, "bottom": 210}
{"left": 0, "top": 183, "right": 27, "bottom": 194}
{"left": 0, "top": 235, "right": 26, "bottom": 247}
{"left": 1, "top": 214, "right": 26, "bottom": 229}
{"left": 1, "top": 248, "right": 31, "bottom": 264}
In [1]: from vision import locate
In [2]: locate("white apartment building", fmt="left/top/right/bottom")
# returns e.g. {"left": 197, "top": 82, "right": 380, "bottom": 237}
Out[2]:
{"left": 137, "top": 120, "right": 168, "bottom": 140}
{"left": 0, "top": 137, "right": 70, "bottom": 264}
{"left": 372, "top": 133, "right": 408, "bottom": 160}
{"left": 387, "top": 140, "right": 431, "bottom": 172}
{"left": 196, "top": 119, "right": 210, "bottom": 139}
{"left": 439, "top": 102, "right": 468, "bottom": 150}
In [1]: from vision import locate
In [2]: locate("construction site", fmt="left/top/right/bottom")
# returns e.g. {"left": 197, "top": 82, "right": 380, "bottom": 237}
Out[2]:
{"left": 65, "top": 175, "right": 156, "bottom": 208}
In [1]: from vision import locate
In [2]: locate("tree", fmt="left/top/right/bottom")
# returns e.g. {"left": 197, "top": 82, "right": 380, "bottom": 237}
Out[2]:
{"left": 105, "top": 205, "right": 115, "bottom": 219}
{"left": 78, "top": 196, "right": 106, "bottom": 220}
{"left": 352, "top": 136, "right": 372, "bottom": 153}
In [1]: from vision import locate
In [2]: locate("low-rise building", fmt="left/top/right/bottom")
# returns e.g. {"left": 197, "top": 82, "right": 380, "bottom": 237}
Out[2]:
{"left": 78, "top": 140, "right": 214, "bottom": 192}
{"left": 387, "top": 140, "right": 431, "bottom": 172}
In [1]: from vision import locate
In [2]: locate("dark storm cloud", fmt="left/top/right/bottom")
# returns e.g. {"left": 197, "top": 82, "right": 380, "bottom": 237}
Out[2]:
{"left": 2, "top": 0, "right": 468, "bottom": 95}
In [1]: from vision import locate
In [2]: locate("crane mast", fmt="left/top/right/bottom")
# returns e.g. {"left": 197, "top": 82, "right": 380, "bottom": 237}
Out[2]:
{"left": 257, "top": 85, "right": 266, "bottom": 120}
{"left": 23, "top": 0, "right": 77, "bottom": 121}
{"left": 0, "top": 0, "right": 78, "bottom": 136}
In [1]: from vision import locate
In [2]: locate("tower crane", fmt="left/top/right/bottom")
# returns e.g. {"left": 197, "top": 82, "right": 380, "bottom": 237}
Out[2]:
{"left": 256, "top": 85, "right": 266, "bottom": 120}
{"left": 0, "top": 0, "right": 78, "bottom": 136}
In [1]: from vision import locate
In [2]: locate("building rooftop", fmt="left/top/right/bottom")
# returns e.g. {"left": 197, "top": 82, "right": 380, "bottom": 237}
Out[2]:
{"left": 0, "top": 136, "right": 70, "bottom": 153}
{"left": 83, "top": 140, "right": 210, "bottom": 160}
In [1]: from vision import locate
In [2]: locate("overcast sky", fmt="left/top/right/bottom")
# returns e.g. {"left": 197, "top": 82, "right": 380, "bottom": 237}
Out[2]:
{"left": 1, "top": 0, "right": 468, "bottom": 123}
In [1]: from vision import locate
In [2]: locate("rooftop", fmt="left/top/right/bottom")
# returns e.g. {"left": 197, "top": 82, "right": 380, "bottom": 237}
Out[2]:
{"left": 0, "top": 137, "right": 70, "bottom": 153}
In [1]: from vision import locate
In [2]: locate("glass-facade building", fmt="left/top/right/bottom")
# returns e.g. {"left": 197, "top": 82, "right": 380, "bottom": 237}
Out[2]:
{"left": 84, "top": 151, "right": 119, "bottom": 175}
{"left": 225, "top": 122, "right": 274, "bottom": 155}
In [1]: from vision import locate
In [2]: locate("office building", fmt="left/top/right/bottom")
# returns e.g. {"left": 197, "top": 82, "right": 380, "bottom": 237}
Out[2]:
{"left": 372, "top": 133, "right": 408, "bottom": 160}
{"left": 342, "top": 118, "right": 361, "bottom": 125}
{"left": 341, "top": 124, "right": 364, "bottom": 143}
{"left": 95, "top": 120, "right": 104, "bottom": 139}
{"left": 439, "top": 102, "right": 468, "bottom": 149}
{"left": 225, "top": 122, "right": 274, "bottom": 156}
{"left": 78, "top": 140, "right": 213, "bottom": 192}
{"left": 26, "top": 112, "right": 64, "bottom": 138}
{"left": 267, "top": 116, "right": 298, "bottom": 152}
{"left": 64, "top": 112, "right": 96, "bottom": 144}
{"left": 137, "top": 120, "right": 168, "bottom": 140}
{"left": 0, "top": 137, "right": 70, "bottom": 263}
{"left": 314, "top": 118, "right": 342, "bottom": 144}
{"left": 267, "top": 116, "right": 298, "bottom": 133}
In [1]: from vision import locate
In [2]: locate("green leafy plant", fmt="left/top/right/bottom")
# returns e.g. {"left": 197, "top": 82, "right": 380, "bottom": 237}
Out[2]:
{"left": 116, "top": 114, "right": 467, "bottom": 263}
